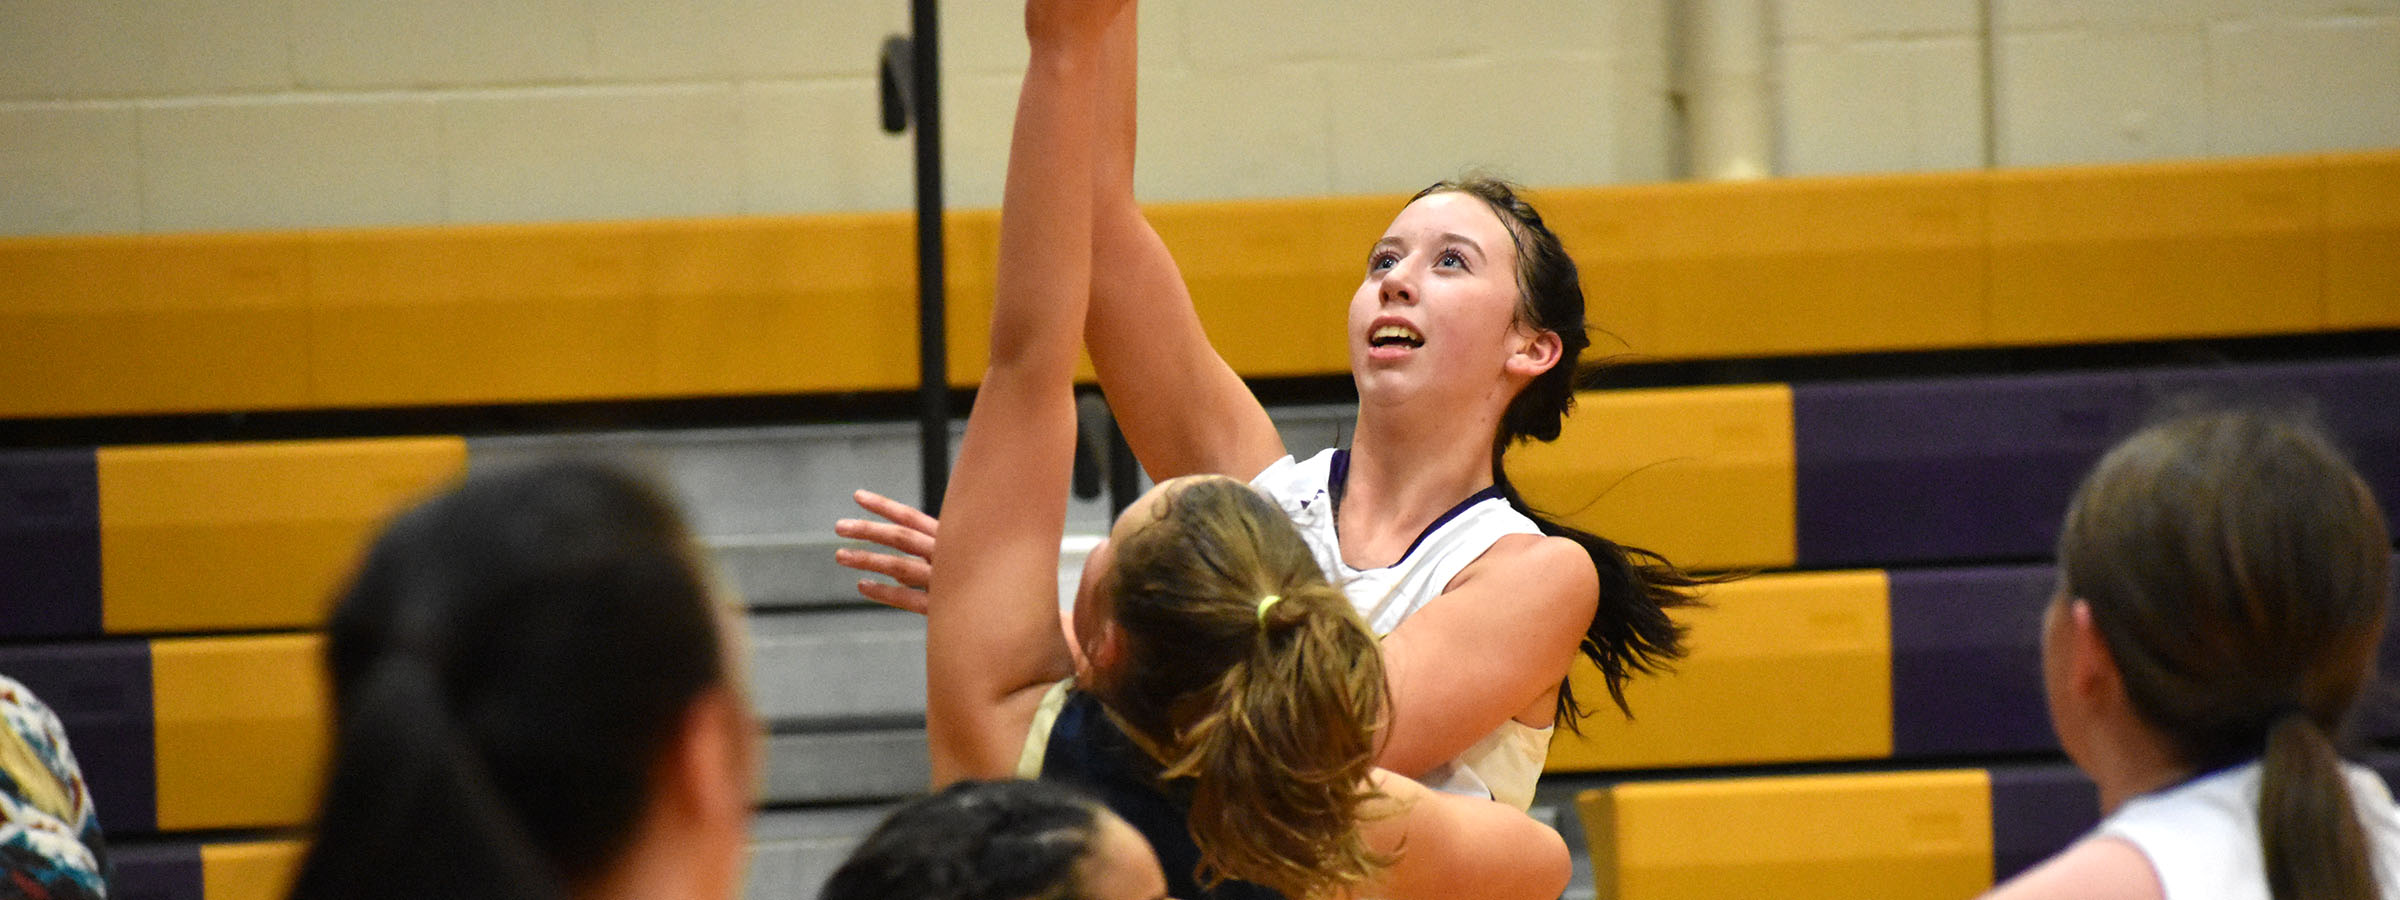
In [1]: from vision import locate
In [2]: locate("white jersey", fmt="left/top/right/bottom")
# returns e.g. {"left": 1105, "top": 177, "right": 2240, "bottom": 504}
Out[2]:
{"left": 2090, "top": 759, "right": 2400, "bottom": 900}
{"left": 1249, "top": 448, "right": 1554, "bottom": 810}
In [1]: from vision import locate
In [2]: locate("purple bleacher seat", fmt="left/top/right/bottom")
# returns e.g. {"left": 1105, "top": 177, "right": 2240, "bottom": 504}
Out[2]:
{"left": 108, "top": 843, "right": 203, "bottom": 900}
{"left": 1795, "top": 358, "right": 2400, "bottom": 568}
{"left": 1793, "top": 370, "right": 2144, "bottom": 568}
{"left": 0, "top": 449, "right": 102, "bottom": 638}
{"left": 1890, "top": 565, "right": 2058, "bottom": 757}
{"left": 1988, "top": 762, "right": 2100, "bottom": 883}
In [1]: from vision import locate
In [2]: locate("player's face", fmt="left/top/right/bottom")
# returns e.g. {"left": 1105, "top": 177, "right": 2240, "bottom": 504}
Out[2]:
{"left": 1348, "top": 191, "right": 1538, "bottom": 407}
{"left": 1070, "top": 476, "right": 1219, "bottom": 678}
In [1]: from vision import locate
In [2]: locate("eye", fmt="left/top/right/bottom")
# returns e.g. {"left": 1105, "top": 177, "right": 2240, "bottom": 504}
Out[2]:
{"left": 1368, "top": 250, "right": 1398, "bottom": 272}
{"left": 1436, "top": 249, "right": 1468, "bottom": 269}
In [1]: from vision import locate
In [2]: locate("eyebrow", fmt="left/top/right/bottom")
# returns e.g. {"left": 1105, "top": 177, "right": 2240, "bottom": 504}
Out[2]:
{"left": 1371, "top": 233, "right": 1488, "bottom": 260}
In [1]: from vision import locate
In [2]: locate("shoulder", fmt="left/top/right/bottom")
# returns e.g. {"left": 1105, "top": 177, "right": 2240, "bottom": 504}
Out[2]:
{"left": 1981, "top": 838, "right": 2163, "bottom": 900}
{"left": 1249, "top": 448, "right": 1332, "bottom": 488}
{"left": 1391, "top": 534, "right": 1593, "bottom": 663}
{"left": 1451, "top": 533, "right": 1598, "bottom": 611}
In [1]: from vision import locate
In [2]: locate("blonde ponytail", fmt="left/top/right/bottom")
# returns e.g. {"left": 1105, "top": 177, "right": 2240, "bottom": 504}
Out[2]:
{"left": 1098, "top": 476, "right": 1393, "bottom": 898}
{"left": 1169, "top": 578, "right": 1387, "bottom": 897}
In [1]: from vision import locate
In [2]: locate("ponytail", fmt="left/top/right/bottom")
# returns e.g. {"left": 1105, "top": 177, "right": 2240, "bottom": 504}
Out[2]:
{"left": 1491, "top": 440, "right": 1715, "bottom": 729}
{"left": 1099, "top": 476, "right": 1392, "bottom": 899}
{"left": 2259, "top": 712, "right": 2377, "bottom": 900}
{"left": 1169, "top": 579, "right": 1388, "bottom": 898}
{"left": 290, "top": 657, "right": 561, "bottom": 900}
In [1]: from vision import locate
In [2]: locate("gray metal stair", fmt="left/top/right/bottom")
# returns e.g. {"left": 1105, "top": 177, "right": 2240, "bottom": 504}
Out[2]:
{"left": 482, "top": 405, "right": 1371, "bottom": 900}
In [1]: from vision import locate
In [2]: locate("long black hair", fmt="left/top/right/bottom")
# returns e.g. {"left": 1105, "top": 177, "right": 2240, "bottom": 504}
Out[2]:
{"left": 820, "top": 780, "right": 1113, "bottom": 900}
{"left": 1417, "top": 177, "right": 1717, "bottom": 729}
{"left": 288, "top": 460, "right": 728, "bottom": 900}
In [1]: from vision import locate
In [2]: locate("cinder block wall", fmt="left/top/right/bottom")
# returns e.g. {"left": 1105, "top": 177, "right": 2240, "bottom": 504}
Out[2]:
{"left": 1778, "top": 0, "right": 2400, "bottom": 174}
{"left": 3, "top": 0, "right": 2395, "bottom": 236}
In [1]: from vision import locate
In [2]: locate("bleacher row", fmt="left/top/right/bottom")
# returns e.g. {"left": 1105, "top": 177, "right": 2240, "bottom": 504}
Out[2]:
{"left": 0, "top": 150, "right": 2394, "bottom": 900}
{"left": 1, "top": 152, "right": 2394, "bottom": 419}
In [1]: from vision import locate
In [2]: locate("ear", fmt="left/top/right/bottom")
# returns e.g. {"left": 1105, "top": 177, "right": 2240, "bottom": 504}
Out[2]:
{"left": 2065, "top": 601, "right": 2125, "bottom": 706}
{"left": 665, "top": 686, "right": 761, "bottom": 825}
{"left": 1084, "top": 620, "right": 1128, "bottom": 680}
{"left": 1505, "top": 327, "right": 1563, "bottom": 380}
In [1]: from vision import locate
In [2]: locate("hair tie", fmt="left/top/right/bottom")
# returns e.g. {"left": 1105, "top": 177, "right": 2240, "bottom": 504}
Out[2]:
{"left": 1255, "top": 594, "right": 1283, "bottom": 625}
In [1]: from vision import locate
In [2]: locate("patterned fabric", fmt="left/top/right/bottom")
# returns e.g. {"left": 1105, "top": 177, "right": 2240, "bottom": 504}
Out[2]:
{"left": 0, "top": 676, "right": 105, "bottom": 900}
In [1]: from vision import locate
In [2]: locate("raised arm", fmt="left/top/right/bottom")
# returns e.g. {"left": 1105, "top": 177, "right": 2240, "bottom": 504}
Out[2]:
{"left": 924, "top": 0, "right": 1121, "bottom": 787}
{"left": 1084, "top": 4, "right": 1287, "bottom": 482}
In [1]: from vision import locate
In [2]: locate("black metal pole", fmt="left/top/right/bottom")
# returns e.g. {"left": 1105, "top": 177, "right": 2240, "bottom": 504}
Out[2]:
{"left": 909, "top": 0, "right": 949, "bottom": 515}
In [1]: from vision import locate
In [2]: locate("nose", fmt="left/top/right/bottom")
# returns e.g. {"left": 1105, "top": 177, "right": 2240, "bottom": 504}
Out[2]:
{"left": 1378, "top": 257, "right": 1417, "bottom": 306}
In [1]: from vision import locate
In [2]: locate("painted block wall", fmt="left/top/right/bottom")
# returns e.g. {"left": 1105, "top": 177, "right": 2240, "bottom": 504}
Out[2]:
{"left": 1, "top": 0, "right": 2395, "bottom": 236}
{"left": 1774, "top": 0, "right": 2400, "bottom": 174}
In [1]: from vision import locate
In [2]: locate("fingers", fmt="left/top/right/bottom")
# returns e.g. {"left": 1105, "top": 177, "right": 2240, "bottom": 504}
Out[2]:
{"left": 837, "top": 490, "right": 938, "bottom": 614}
{"left": 835, "top": 518, "right": 937, "bottom": 561}
{"left": 852, "top": 489, "right": 940, "bottom": 536}
{"left": 854, "top": 579, "right": 931, "bottom": 615}
{"left": 835, "top": 547, "right": 931, "bottom": 590}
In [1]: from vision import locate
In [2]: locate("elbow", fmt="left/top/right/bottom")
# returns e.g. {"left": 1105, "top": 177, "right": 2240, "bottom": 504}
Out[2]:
{"left": 1375, "top": 739, "right": 1448, "bottom": 783}
{"left": 1510, "top": 817, "right": 1573, "bottom": 900}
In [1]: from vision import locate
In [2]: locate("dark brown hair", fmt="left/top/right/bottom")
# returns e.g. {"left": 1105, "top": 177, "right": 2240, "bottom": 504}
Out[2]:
{"left": 1093, "top": 476, "right": 1388, "bottom": 898}
{"left": 2059, "top": 409, "right": 2391, "bottom": 900}
{"left": 1412, "top": 176, "right": 1717, "bottom": 728}
{"left": 290, "top": 461, "right": 728, "bottom": 900}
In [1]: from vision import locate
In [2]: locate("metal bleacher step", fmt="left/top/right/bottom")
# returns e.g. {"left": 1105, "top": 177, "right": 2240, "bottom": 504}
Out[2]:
{"left": 747, "top": 805, "right": 902, "bottom": 900}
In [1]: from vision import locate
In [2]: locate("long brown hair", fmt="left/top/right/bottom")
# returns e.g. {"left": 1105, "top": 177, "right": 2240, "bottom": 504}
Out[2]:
{"left": 1093, "top": 476, "right": 1389, "bottom": 898}
{"left": 1414, "top": 176, "right": 1719, "bottom": 727}
{"left": 2059, "top": 409, "right": 2391, "bottom": 900}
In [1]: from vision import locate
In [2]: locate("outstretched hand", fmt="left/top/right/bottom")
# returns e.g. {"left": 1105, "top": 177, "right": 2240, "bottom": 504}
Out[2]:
{"left": 834, "top": 489, "right": 939, "bottom": 614}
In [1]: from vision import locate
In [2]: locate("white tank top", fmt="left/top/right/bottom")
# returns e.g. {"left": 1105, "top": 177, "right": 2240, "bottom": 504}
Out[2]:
{"left": 2091, "top": 759, "right": 2400, "bottom": 900}
{"left": 1249, "top": 448, "right": 1555, "bottom": 810}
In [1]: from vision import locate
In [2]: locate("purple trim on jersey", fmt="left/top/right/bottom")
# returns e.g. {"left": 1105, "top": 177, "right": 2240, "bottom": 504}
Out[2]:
{"left": 1326, "top": 450, "right": 1512, "bottom": 567}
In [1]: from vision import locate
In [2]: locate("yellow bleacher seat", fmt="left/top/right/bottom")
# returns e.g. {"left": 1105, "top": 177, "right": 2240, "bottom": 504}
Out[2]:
{"left": 1554, "top": 172, "right": 1989, "bottom": 360}
{"left": 150, "top": 633, "right": 328, "bottom": 831}
{"left": 2, "top": 152, "right": 2390, "bottom": 419}
{"left": 201, "top": 841, "right": 306, "bottom": 900}
{"left": 1547, "top": 570, "right": 1890, "bottom": 771}
{"left": 96, "top": 437, "right": 468, "bottom": 633}
{"left": 1581, "top": 769, "right": 1993, "bottom": 900}
{"left": 1988, "top": 157, "right": 2322, "bottom": 345}
{"left": 2326, "top": 150, "right": 2400, "bottom": 330}
{"left": 1508, "top": 383, "right": 1797, "bottom": 573}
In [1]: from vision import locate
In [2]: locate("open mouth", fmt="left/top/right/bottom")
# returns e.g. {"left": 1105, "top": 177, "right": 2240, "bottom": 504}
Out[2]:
{"left": 1369, "top": 324, "right": 1425, "bottom": 349}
